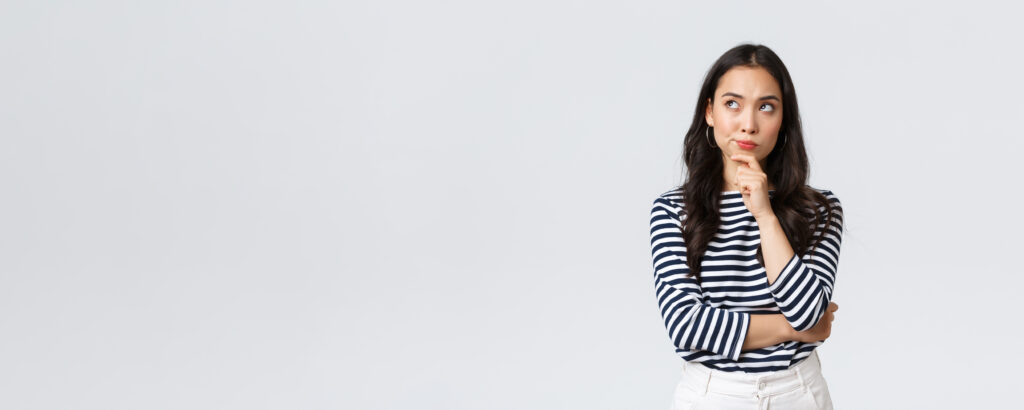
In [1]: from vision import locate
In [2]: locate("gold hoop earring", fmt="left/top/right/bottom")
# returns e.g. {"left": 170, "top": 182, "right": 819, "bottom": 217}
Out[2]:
{"left": 706, "top": 126, "right": 716, "bottom": 149}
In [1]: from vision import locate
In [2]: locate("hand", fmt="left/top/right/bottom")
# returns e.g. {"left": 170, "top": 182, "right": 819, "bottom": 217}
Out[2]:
{"left": 729, "top": 153, "right": 773, "bottom": 220}
{"left": 794, "top": 302, "right": 838, "bottom": 343}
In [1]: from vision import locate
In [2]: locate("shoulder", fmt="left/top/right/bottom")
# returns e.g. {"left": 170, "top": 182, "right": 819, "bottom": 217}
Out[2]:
{"left": 809, "top": 186, "right": 842, "bottom": 208}
{"left": 807, "top": 187, "right": 844, "bottom": 228}
{"left": 650, "top": 187, "right": 686, "bottom": 223}
{"left": 651, "top": 186, "right": 685, "bottom": 210}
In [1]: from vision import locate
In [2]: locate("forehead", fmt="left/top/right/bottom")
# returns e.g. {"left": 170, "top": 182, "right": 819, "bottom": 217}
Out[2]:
{"left": 714, "top": 66, "right": 781, "bottom": 97}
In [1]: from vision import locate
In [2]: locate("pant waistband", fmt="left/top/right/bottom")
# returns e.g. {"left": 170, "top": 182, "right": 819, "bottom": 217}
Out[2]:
{"left": 679, "top": 350, "right": 822, "bottom": 399}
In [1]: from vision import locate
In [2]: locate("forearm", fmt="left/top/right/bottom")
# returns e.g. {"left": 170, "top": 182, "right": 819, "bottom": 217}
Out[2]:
{"left": 755, "top": 214, "right": 795, "bottom": 286}
{"left": 757, "top": 205, "right": 844, "bottom": 331}
{"left": 741, "top": 313, "right": 796, "bottom": 351}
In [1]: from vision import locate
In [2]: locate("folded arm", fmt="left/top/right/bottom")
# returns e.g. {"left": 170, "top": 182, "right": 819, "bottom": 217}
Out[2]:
{"left": 650, "top": 198, "right": 751, "bottom": 361}
{"left": 741, "top": 314, "right": 798, "bottom": 351}
{"left": 650, "top": 192, "right": 843, "bottom": 359}
{"left": 760, "top": 193, "right": 844, "bottom": 332}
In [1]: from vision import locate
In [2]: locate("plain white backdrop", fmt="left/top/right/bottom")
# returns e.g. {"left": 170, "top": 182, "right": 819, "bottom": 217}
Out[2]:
{"left": 1, "top": 1, "right": 1021, "bottom": 409}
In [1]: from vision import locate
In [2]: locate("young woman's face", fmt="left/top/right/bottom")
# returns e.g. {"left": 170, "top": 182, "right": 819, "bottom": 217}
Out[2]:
{"left": 704, "top": 66, "right": 784, "bottom": 161}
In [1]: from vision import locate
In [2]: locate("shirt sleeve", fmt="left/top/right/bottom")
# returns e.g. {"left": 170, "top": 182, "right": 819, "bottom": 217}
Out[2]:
{"left": 766, "top": 191, "right": 844, "bottom": 332}
{"left": 649, "top": 197, "right": 750, "bottom": 361}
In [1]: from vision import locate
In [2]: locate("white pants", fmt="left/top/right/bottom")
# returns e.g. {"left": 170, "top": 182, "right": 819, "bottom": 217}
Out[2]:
{"left": 670, "top": 350, "right": 833, "bottom": 410}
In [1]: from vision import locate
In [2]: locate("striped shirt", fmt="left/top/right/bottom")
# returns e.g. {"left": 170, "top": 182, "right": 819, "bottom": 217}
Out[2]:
{"left": 649, "top": 187, "right": 843, "bottom": 373}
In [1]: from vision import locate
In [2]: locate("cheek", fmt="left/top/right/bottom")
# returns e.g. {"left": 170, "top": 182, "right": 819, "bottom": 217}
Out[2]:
{"left": 714, "top": 114, "right": 738, "bottom": 130}
{"left": 770, "top": 111, "right": 784, "bottom": 132}
{"left": 766, "top": 118, "right": 783, "bottom": 135}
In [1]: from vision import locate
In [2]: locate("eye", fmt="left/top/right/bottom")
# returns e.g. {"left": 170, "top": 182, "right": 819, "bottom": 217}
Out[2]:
{"left": 760, "top": 103, "right": 775, "bottom": 112}
{"left": 725, "top": 100, "right": 739, "bottom": 109}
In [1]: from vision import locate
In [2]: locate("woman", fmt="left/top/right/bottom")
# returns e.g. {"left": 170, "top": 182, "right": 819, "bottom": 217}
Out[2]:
{"left": 649, "top": 43, "right": 844, "bottom": 409}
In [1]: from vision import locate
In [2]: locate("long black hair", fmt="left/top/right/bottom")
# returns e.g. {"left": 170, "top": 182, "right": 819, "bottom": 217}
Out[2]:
{"left": 679, "top": 43, "right": 839, "bottom": 281}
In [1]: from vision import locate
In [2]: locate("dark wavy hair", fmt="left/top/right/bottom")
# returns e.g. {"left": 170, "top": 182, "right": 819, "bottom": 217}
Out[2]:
{"left": 678, "top": 43, "right": 838, "bottom": 282}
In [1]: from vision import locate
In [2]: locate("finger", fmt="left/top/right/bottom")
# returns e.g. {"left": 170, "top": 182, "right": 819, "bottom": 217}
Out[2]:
{"left": 736, "top": 177, "right": 762, "bottom": 192}
{"left": 729, "top": 153, "right": 762, "bottom": 172}
{"left": 729, "top": 153, "right": 753, "bottom": 168}
{"left": 735, "top": 178, "right": 748, "bottom": 193}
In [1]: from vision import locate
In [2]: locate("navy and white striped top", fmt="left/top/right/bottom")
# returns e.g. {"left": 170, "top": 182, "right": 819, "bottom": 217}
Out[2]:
{"left": 649, "top": 187, "right": 843, "bottom": 373}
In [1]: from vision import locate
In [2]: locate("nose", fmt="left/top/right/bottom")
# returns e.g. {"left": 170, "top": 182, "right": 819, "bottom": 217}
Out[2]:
{"left": 740, "top": 108, "right": 758, "bottom": 135}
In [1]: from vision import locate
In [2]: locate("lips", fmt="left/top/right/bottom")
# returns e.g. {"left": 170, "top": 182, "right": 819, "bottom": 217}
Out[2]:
{"left": 735, "top": 140, "right": 758, "bottom": 149}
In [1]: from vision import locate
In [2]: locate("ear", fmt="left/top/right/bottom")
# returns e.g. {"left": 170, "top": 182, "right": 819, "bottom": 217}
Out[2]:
{"left": 704, "top": 98, "right": 714, "bottom": 127}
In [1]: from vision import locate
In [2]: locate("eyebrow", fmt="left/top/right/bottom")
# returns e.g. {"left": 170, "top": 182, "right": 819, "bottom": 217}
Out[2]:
{"left": 721, "top": 92, "right": 780, "bottom": 102}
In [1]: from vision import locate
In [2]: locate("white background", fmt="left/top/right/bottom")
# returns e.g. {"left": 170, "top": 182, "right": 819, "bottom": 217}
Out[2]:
{"left": 1, "top": 1, "right": 1020, "bottom": 409}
